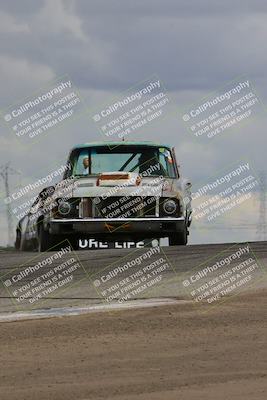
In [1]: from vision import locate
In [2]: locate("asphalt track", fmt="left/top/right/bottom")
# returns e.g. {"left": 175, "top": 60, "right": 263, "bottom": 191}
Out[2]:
{"left": 0, "top": 241, "right": 266, "bottom": 316}
{"left": 0, "top": 242, "right": 267, "bottom": 400}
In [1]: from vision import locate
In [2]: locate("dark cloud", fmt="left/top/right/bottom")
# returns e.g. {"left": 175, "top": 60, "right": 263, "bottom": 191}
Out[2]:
{"left": 0, "top": 0, "right": 267, "bottom": 94}
{"left": 74, "top": 0, "right": 267, "bottom": 17}
{"left": 0, "top": 0, "right": 266, "bottom": 244}
{"left": 0, "top": 0, "right": 45, "bottom": 15}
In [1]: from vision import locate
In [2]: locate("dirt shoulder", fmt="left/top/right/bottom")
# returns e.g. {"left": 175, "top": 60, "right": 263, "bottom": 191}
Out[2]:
{"left": 0, "top": 290, "right": 266, "bottom": 400}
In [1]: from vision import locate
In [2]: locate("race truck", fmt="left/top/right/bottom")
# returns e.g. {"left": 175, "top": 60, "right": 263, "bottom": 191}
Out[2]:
{"left": 15, "top": 141, "right": 192, "bottom": 251}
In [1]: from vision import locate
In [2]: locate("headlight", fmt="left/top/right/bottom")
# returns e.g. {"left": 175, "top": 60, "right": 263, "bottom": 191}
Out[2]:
{"left": 58, "top": 201, "right": 71, "bottom": 215}
{"left": 163, "top": 199, "right": 177, "bottom": 215}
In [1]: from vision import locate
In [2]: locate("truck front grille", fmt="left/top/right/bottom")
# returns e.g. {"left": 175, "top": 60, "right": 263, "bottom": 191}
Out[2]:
{"left": 94, "top": 196, "right": 157, "bottom": 218}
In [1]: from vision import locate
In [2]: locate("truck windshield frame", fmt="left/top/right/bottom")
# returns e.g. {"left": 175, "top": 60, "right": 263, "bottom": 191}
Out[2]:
{"left": 69, "top": 146, "right": 177, "bottom": 178}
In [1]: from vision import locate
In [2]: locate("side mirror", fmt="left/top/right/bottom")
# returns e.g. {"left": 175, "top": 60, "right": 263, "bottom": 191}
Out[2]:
{"left": 39, "top": 186, "right": 55, "bottom": 200}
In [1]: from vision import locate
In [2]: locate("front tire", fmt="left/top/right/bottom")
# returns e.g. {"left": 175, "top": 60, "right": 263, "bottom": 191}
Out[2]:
{"left": 38, "top": 224, "right": 55, "bottom": 252}
{"left": 15, "top": 230, "right": 21, "bottom": 250}
{"left": 169, "top": 224, "right": 188, "bottom": 246}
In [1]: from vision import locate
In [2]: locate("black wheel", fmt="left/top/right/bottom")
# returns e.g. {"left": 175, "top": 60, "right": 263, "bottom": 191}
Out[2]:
{"left": 69, "top": 236, "right": 79, "bottom": 250}
{"left": 169, "top": 225, "right": 188, "bottom": 246}
{"left": 38, "top": 224, "right": 55, "bottom": 252}
{"left": 15, "top": 230, "right": 21, "bottom": 250}
{"left": 16, "top": 228, "right": 34, "bottom": 251}
{"left": 20, "top": 235, "right": 29, "bottom": 251}
{"left": 20, "top": 231, "right": 33, "bottom": 251}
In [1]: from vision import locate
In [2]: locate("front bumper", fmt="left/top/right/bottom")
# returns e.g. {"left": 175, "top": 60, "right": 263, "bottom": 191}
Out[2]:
{"left": 49, "top": 217, "right": 186, "bottom": 236}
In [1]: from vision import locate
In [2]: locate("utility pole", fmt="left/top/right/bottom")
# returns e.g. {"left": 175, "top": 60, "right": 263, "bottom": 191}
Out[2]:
{"left": 256, "top": 172, "right": 267, "bottom": 241}
{"left": 0, "top": 163, "right": 20, "bottom": 246}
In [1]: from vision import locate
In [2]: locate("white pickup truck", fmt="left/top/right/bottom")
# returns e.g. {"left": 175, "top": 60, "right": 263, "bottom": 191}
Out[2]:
{"left": 15, "top": 141, "right": 192, "bottom": 251}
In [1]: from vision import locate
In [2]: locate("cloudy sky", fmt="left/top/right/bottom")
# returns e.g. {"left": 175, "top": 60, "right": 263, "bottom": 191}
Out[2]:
{"left": 0, "top": 0, "right": 267, "bottom": 246}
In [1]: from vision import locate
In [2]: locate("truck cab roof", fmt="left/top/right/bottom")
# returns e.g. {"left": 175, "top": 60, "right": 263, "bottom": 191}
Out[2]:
{"left": 71, "top": 141, "right": 172, "bottom": 151}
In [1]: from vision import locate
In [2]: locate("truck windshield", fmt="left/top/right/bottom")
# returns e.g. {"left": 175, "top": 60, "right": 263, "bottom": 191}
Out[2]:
{"left": 71, "top": 146, "right": 176, "bottom": 178}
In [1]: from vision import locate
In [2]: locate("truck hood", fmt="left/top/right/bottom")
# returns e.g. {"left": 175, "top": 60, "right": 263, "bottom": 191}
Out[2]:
{"left": 54, "top": 173, "right": 185, "bottom": 200}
